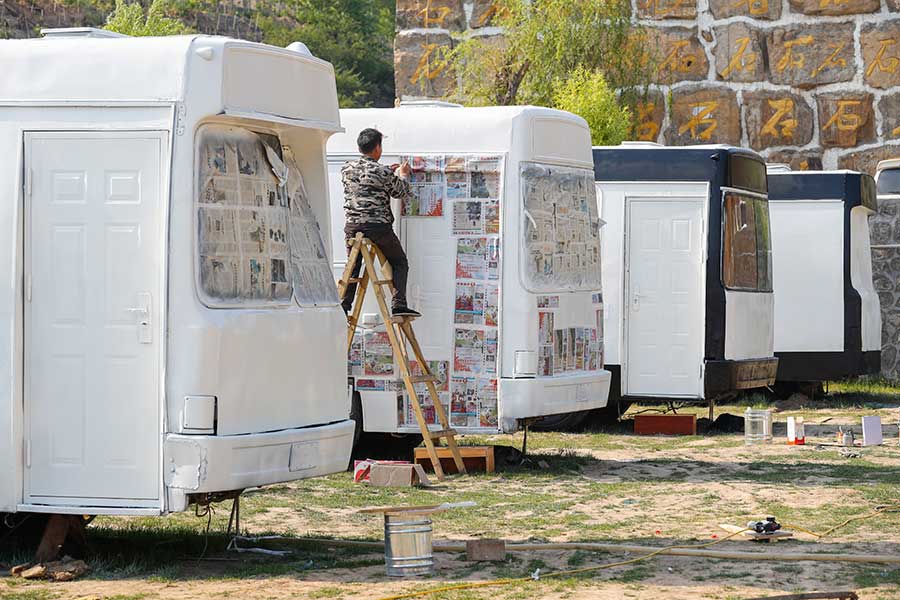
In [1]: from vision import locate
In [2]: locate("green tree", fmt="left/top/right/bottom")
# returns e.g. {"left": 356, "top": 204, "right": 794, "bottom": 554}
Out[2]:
{"left": 104, "top": 0, "right": 192, "bottom": 36}
{"left": 447, "top": 0, "right": 655, "bottom": 107}
{"left": 257, "top": 0, "right": 395, "bottom": 108}
{"left": 552, "top": 67, "right": 631, "bottom": 146}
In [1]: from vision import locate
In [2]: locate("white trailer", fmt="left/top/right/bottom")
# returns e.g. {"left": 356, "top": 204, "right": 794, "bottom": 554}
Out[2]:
{"left": 767, "top": 167, "right": 881, "bottom": 387}
{"left": 0, "top": 29, "right": 353, "bottom": 518}
{"left": 327, "top": 105, "right": 611, "bottom": 441}
{"left": 873, "top": 159, "right": 900, "bottom": 379}
{"left": 593, "top": 143, "right": 778, "bottom": 408}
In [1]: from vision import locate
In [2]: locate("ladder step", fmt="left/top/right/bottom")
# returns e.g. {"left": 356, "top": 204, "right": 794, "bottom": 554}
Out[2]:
{"left": 427, "top": 428, "right": 457, "bottom": 439}
{"left": 373, "top": 279, "right": 393, "bottom": 285}
{"left": 408, "top": 375, "right": 438, "bottom": 384}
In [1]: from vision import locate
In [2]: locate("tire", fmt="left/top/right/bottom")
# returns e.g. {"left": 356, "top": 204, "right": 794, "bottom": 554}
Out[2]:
{"left": 530, "top": 410, "right": 591, "bottom": 432}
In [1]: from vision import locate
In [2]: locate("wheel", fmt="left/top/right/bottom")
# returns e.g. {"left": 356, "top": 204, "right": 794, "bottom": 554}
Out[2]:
{"left": 530, "top": 410, "right": 591, "bottom": 432}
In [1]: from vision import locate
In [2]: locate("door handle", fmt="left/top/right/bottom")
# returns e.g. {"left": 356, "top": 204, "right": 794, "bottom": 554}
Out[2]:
{"left": 631, "top": 287, "right": 643, "bottom": 311}
{"left": 130, "top": 292, "right": 153, "bottom": 344}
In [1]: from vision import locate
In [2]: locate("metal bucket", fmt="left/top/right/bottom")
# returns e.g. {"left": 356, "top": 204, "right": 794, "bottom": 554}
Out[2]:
{"left": 384, "top": 512, "right": 434, "bottom": 577}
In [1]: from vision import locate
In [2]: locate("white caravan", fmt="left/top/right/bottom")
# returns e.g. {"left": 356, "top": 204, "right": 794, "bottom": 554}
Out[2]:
{"left": 873, "top": 159, "right": 900, "bottom": 379}
{"left": 593, "top": 143, "right": 778, "bottom": 408}
{"left": 328, "top": 106, "right": 611, "bottom": 440}
{"left": 767, "top": 166, "right": 881, "bottom": 388}
{"left": 0, "top": 29, "right": 353, "bottom": 518}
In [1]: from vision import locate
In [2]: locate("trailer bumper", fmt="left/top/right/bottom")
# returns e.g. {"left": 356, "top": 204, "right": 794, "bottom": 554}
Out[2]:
{"left": 163, "top": 419, "right": 354, "bottom": 506}
{"left": 498, "top": 371, "right": 612, "bottom": 433}
{"left": 704, "top": 357, "right": 778, "bottom": 397}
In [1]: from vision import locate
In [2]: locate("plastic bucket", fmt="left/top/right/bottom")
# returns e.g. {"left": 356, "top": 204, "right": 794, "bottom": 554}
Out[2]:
{"left": 744, "top": 408, "right": 773, "bottom": 444}
{"left": 384, "top": 512, "right": 434, "bottom": 577}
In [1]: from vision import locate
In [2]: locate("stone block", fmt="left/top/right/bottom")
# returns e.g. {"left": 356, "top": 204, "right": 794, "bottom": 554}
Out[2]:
{"left": 788, "top": 0, "right": 879, "bottom": 15}
{"left": 766, "top": 23, "right": 855, "bottom": 88}
{"left": 396, "top": 0, "right": 466, "bottom": 31}
{"left": 708, "top": 0, "right": 781, "bottom": 20}
{"left": 645, "top": 26, "right": 709, "bottom": 85}
{"left": 879, "top": 93, "right": 900, "bottom": 142}
{"left": 469, "top": 0, "right": 505, "bottom": 28}
{"left": 837, "top": 143, "right": 900, "bottom": 175}
{"left": 765, "top": 149, "right": 824, "bottom": 171}
{"left": 636, "top": 0, "right": 698, "bottom": 19}
{"left": 714, "top": 22, "right": 766, "bottom": 83}
{"left": 394, "top": 31, "right": 454, "bottom": 99}
{"left": 743, "top": 91, "right": 814, "bottom": 150}
{"left": 817, "top": 92, "right": 875, "bottom": 148}
{"left": 625, "top": 89, "right": 666, "bottom": 143}
{"left": 861, "top": 20, "right": 900, "bottom": 89}
{"left": 665, "top": 85, "right": 741, "bottom": 145}
{"left": 890, "top": 0, "right": 900, "bottom": 11}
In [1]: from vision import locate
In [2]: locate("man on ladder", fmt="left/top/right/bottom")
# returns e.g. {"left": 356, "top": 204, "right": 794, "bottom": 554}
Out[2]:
{"left": 340, "top": 128, "right": 420, "bottom": 318}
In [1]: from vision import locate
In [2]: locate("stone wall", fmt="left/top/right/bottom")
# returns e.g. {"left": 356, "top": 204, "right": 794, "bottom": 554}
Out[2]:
{"left": 393, "top": 0, "right": 900, "bottom": 175}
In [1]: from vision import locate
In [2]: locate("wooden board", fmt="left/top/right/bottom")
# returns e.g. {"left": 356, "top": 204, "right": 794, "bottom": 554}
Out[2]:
{"left": 634, "top": 414, "right": 697, "bottom": 435}
{"left": 415, "top": 446, "right": 494, "bottom": 474}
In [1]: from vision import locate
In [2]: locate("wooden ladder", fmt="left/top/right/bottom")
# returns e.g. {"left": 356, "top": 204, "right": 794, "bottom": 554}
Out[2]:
{"left": 338, "top": 233, "right": 466, "bottom": 481}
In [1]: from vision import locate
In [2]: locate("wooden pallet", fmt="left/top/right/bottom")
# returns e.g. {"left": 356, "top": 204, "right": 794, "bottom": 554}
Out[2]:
{"left": 338, "top": 234, "right": 466, "bottom": 481}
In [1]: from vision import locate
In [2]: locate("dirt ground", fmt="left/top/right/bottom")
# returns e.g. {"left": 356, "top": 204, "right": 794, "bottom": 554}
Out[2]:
{"left": 3, "top": 395, "right": 900, "bottom": 600}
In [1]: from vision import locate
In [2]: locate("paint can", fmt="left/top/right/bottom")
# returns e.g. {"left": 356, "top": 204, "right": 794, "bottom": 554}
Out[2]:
{"left": 383, "top": 512, "right": 435, "bottom": 577}
{"left": 787, "top": 416, "right": 805, "bottom": 445}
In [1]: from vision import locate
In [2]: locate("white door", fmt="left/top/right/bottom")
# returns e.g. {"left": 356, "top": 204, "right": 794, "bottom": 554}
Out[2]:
{"left": 25, "top": 132, "right": 165, "bottom": 506}
{"left": 625, "top": 198, "right": 704, "bottom": 397}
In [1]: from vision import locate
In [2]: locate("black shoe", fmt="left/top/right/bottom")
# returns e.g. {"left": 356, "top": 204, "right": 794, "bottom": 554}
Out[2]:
{"left": 341, "top": 303, "right": 352, "bottom": 316}
{"left": 392, "top": 305, "right": 421, "bottom": 318}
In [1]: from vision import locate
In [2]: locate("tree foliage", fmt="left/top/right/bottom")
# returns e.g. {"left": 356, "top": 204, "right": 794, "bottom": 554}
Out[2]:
{"left": 552, "top": 67, "right": 631, "bottom": 146}
{"left": 104, "top": 0, "right": 192, "bottom": 36}
{"left": 447, "top": 0, "right": 655, "bottom": 108}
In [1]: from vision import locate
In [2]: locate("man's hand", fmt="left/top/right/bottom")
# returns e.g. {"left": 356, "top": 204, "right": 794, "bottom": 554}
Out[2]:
{"left": 396, "top": 161, "right": 411, "bottom": 179}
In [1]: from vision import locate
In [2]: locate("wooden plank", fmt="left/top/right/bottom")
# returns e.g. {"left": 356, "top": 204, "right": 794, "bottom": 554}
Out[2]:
{"left": 415, "top": 446, "right": 493, "bottom": 474}
{"left": 634, "top": 414, "right": 697, "bottom": 435}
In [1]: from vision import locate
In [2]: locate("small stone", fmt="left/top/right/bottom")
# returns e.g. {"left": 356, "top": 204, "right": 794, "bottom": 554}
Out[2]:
{"left": 394, "top": 30, "right": 454, "bottom": 99}
{"left": 666, "top": 85, "right": 741, "bottom": 145}
{"left": 714, "top": 22, "right": 766, "bottom": 83}
{"left": 890, "top": 0, "right": 900, "bottom": 11}
{"left": 643, "top": 26, "right": 709, "bottom": 85}
{"left": 766, "top": 23, "right": 855, "bottom": 88}
{"left": 709, "top": 0, "right": 781, "bottom": 20}
{"left": 20, "top": 564, "right": 47, "bottom": 579}
{"left": 466, "top": 539, "right": 506, "bottom": 561}
{"left": 861, "top": 20, "right": 900, "bottom": 89}
{"left": 636, "top": 0, "right": 698, "bottom": 20}
{"left": 838, "top": 143, "right": 900, "bottom": 175}
{"left": 879, "top": 93, "right": 900, "bottom": 141}
{"left": 788, "top": 0, "right": 879, "bottom": 15}
{"left": 817, "top": 92, "right": 875, "bottom": 148}
{"left": 469, "top": 0, "right": 505, "bottom": 28}
{"left": 396, "top": 0, "right": 466, "bottom": 31}
{"left": 765, "top": 149, "right": 823, "bottom": 171}
{"left": 743, "top": 90, "right": 814, "bottom": 150}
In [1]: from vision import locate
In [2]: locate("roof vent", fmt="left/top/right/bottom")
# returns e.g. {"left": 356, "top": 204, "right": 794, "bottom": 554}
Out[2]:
{"left": 399, "top": 100, "right": 463, "bottom": 108}
{"left": 286, "top": 41, "right": 313, "bottom": 57}
{"left": 41, "top": 27, "right": 129, "bottom": 39}
{"left": 766, "top": 163, "right": 792, "bottom": 173}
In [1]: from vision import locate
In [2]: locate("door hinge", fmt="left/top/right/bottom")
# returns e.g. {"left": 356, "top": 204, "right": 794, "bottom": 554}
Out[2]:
{"left": 24, "top": 439, "right": 31, "bottom": 468}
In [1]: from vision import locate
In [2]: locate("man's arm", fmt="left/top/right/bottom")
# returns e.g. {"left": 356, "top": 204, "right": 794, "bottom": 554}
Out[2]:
{"left": 388, "top": 162, "right": 414, "bottom": 201}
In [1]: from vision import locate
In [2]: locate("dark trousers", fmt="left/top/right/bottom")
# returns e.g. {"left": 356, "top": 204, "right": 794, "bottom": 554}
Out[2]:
{"left": 342, "top": 223, "right": 409, "bottom": 311}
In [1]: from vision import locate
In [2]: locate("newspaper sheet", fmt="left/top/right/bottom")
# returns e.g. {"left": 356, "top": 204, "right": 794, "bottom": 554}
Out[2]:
{"left": 364, "top": 330, "right": 395, "bottom": 377}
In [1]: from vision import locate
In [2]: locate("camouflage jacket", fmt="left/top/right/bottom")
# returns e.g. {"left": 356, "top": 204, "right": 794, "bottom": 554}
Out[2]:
{"left": 341, "top": 156, "right": 414, "bottom": 225}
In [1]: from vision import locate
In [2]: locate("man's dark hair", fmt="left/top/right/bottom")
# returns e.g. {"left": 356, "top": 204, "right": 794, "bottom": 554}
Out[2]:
{"left": 357, "top": 128, "right": 383, "bottom": 154}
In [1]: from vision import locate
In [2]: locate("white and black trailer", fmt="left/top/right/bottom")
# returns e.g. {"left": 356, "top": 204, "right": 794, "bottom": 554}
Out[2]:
{"left": 767, "top": 167, "right": 881, "bottom": 388}
{"left": 872, "top": 158, "right": 900, "bottom": 379}
{"left": 593, "top": 143, "right": 778, "bottom": 411}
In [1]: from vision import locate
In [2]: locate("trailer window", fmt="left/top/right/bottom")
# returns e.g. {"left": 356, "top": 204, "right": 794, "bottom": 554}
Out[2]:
{"left": 877, "top": 168, "right": 900, "bottom": 196}
{"left": 722, "top": 192, "right": 773, "bottom": 292}
{"left": 521, "top": 162, "right": 601, "bottom": 292}
{"left": 195, "top": 124, "right": 337, "bottom": 307}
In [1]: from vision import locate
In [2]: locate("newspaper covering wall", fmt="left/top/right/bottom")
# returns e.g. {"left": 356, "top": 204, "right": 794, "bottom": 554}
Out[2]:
{"left": 536, "top": 294, "right": 605, "bottom": 378}
{"left": 196, "top": 125, "right": 336, "bottom": 307}
{"left": 522, "top": 163, "right": 601, "bottom": 291}
{"left": 349, "top": 154, "right": 504, "bottom": 432}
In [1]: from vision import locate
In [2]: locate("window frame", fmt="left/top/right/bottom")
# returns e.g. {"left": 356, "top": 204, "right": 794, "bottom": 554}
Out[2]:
{"left": 720, "top": 186, "right": 773, "bottom": 294}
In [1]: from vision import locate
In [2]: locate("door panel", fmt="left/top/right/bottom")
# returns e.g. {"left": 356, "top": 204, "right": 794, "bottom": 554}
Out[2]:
{"left": 26, "top": 132, "right": 164, "bottom": 504}
{"left": 625, "top": 199, "right": 704, "bottom": 397}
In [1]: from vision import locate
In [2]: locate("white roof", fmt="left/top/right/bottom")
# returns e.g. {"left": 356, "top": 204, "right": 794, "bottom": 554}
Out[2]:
{"left": 877, "top": 159, "right": 900, "bottom": 172}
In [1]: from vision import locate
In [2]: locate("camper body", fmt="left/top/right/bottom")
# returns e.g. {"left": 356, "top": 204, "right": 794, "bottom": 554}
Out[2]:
{"left": 593, "top": 144, "right": 778, "bottom": 402}
{"left": 0, "top": 31, "right": 353, "bottom": 517}
{"left": 328, "top": 106, "right": 611, "bottom": 436}
{"left": 873, "top": 159, "right": 900, "bottom": 379}
{"left": 767, "top": 169, "right": 880, "bottom": 383}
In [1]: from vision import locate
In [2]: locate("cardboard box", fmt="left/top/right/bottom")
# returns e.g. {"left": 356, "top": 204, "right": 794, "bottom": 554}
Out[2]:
{"left": 466, "top": 539, "right": 506, "bottom": 561}
{"left": 368, "top": 463, "right": 433, "bottom": 487}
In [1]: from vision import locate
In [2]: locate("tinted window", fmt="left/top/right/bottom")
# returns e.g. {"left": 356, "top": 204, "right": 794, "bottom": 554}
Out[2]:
{"left": 877, "top": 168, "right": 900, "bottom": 195}
{"left": 722, "top": 192, "right": 773, "bottom": 292}
{"left": 728, "top": 154, "right": 767, "bottom": 195}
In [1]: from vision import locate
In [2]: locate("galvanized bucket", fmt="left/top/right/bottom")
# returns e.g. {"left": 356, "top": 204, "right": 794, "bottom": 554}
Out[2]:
{"left": 384, "top": 512, "right": 434, "bottom": 577}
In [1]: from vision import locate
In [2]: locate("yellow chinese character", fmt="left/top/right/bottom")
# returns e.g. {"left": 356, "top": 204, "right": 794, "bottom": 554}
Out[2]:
{"left": 418, "top": 0, "right": 451, "bottom": 28}
{"left": 811, "top": 42, "right": 847, "bottom": 77}
{"left": 636, "top": 103, "right": 660, "bottom": 141}
{"left": 799, "top": 159, "right": 810, "bottom": 170}
{"left": 720, "top": 37, "right": 758, "bottom": 78}
{"left": 892, "top": 123, "right": 900, "bottom": 137}
{"left": 660, "top": 40, "right": 698, "bottom": 75}
{"left": 865, "top": 39, "right": 900, "bottom": 78}
{"left": 822, "top": 100, "right": 863, "bottom": 132}
{"left": 411, "top": 43, "right": 447, "bottom": 84}
{"left": 476, "top": 1, "right": 507, "bottom": 27}
{"left": 730, "top": 0, "right": 769, "bottom": 14}
{"left": 776, "top": 36, "right": 814, "bottom": 72}
{"left": 761, "top": 98, "right": 798, "bottom": 141}
{"left": 678, "top": 102, "right": 719, "bottom": 141}
{"left": 646, "top": 0, "right": 692, "bottom": 17}
{"left": 819, "top": 0, "right": 848, "bottom": 8}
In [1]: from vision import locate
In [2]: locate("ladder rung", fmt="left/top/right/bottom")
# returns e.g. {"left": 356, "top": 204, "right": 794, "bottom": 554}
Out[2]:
{"left": 373, "top": 279, "right": 393, "bottom": 285}
{"left": 427, "top": 428, "right": 457, "bottom": 439}
{"left": 345, "top": 277, "right": 365, "bottom": 283}
{"left": 408, "top": 375, "right": 438, "bottom": 384}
